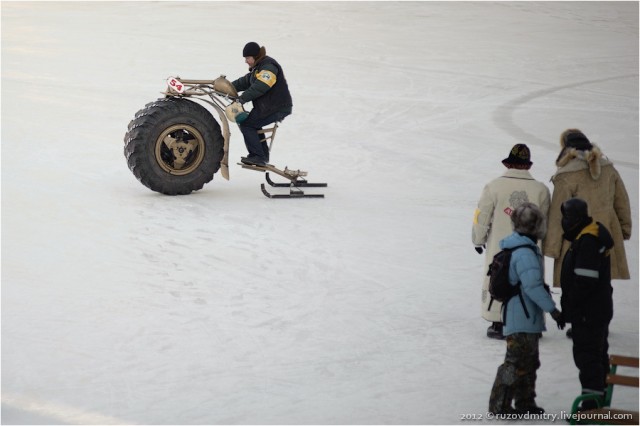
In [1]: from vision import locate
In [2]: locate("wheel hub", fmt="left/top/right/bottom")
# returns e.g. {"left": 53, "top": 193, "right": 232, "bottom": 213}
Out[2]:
{"left": 155, "top": 124, "right": 205, "bottom": 175}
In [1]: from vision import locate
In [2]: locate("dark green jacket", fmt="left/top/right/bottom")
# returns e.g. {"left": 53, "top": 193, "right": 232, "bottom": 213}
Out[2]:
{"left": 232, "top": 56, "right": 292, "bottom": 119}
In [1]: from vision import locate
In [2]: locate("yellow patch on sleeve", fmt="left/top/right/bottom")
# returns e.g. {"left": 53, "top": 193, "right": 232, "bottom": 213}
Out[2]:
{"left": 256, "top": 70, "right": 277, "bottom": 87}
{"left": 473, "top": 209, "right": 481, "bottom": 224}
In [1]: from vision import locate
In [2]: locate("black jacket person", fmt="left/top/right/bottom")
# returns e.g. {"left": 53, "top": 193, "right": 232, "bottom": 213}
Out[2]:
{"left": 232, "top": 42, "right": 293, "bottom": 167}
{"left": 560, "top": 197, "right": 614, "bottom": 406}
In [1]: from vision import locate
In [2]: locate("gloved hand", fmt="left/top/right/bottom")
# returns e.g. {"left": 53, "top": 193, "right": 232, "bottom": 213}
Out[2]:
{"left": 550, "top": 309, "right": 566, "bottom": 330}
{"left": 474, "top": 245, "right": 485, "bottom": 255}
{"left": 236, "top": 111, "right": 249, "bottom": 124}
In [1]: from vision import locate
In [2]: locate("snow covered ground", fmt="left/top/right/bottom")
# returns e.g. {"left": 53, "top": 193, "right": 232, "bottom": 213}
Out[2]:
{"left": 1, "top": 1, "right": 638, "bottom": 424}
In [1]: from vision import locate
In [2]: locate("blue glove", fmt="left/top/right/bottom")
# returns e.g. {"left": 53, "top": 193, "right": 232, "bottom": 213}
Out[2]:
{"left": 236, "top": 112, "right": 249, "bottom": 124}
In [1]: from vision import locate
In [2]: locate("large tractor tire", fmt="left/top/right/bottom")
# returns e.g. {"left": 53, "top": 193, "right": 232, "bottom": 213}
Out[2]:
{"left": 124, "top": 98, "right": 224, "bottom": 195}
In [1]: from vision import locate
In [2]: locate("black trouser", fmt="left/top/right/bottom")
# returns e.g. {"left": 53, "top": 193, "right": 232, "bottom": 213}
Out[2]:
{"left": 571, "top": 323, "right": 610, "bottom": 395}
{"left": 238, "top": 110, "right": 289, "bottom": 162}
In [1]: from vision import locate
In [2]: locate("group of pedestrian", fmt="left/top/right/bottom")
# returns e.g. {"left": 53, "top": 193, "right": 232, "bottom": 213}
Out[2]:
{"left": 471, "top": 131, "right": 632, "bottom": 415}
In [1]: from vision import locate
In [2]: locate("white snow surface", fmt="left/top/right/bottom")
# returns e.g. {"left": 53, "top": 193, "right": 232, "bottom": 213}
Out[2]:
{"left": 1, "top": 2, "right": 638, "bottom": 425}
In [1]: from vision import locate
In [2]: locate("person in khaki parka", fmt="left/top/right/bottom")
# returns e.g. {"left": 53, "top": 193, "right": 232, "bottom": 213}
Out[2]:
{"left": 543, "top": 129, "right": 632, "bottom": 288}
{"left": 472, "top": 144, "right": 551, "bottom": 340}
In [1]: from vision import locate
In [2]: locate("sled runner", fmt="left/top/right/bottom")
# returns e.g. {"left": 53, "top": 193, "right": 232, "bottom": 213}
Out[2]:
{"left": 238, "top": 163, "right": 327, "bottom": 198}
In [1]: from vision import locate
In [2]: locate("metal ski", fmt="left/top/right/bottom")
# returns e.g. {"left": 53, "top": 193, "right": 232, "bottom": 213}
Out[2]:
{"left": 238, "top": 163, "right": 327, "bottom": 198}
{"left": 260, "top": 184, "right": 324, "bottom": 199}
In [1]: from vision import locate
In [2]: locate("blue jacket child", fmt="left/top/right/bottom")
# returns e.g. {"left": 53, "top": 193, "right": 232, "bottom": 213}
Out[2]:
{"left": 489, "top": 202, "right": 565, "bottom": 416}
{"left": 500, "top": 232, "right": 557, "bottom": 336}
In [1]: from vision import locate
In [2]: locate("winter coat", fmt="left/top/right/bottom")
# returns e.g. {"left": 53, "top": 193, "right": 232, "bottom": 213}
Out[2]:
{"left": 561, "top": 221, "right": 614, "bottom": 326}
{"left": 472, "top": 168, "right": 551, "bottom": 322}
{"left": 500, "top": 233, "right": 557, "bottom": 336}
{"left": 232, "top": 56, "right": 293, "bottom": 119}
{"left": 543, "top": 146, "right": 631, "bottom": 286}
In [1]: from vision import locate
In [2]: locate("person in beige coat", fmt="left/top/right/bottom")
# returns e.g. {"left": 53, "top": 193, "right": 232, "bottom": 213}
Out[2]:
{"left": 472, "top": 144, "right": 551, "bottom": 339}
{"left": 543, "top": 129, "right": 632, "bottom": 288}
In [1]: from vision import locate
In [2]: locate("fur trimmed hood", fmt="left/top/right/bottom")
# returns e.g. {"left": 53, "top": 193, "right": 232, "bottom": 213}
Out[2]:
{"left": 554, "top": 144, "right": 611, "bottom": 181}
{"left": 249, "top": 47, "right": 268, "bottom": 70}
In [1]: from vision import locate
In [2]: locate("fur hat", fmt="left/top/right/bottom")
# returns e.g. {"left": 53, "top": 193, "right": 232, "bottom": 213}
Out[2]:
{"left": 502, "top": 143, "right": 532, "bottom": 167}
{"left": 560, "top": 129, "right": 593, "bottom": 151}
{"left": 555, "top": 144, "right": 603, "bottom": 180}
{"left": 511, "top": 202, "right": 546, "bottom": 240}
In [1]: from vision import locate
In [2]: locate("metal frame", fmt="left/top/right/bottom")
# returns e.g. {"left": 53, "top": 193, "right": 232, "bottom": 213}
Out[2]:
{"left": 163, "top": 76, "right": 238, "bottom": 180}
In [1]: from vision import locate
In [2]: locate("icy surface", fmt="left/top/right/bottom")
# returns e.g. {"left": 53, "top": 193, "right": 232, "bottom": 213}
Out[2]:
{"left": 1, "top": 2, "right": 638, "bottom": 425}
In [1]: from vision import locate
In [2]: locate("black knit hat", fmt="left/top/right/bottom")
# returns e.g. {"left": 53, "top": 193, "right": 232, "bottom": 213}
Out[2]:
{"left": 502, "top": 144, "right": 532, "bottom": 167}
{"left": 564, "top": 131, "right": 593, "bottom": 151}
{"left": 242, "top": 42, "right": 260, "bottom": 57}
{"left": 561, "top": 198, "right": 591, "bottom": 240}
{"left": 561, "top": 197, "right": 589, "bottom": 220}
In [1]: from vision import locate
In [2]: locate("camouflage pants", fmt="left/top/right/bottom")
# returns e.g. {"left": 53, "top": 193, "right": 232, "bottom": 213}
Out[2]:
{"left": 489, "top": 333, "right": 541, "bottom": 413}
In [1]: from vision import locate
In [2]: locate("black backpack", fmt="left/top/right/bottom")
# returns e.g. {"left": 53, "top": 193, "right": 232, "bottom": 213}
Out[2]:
{"left": 487, "top": 244, "right": 536, "bottom": 323}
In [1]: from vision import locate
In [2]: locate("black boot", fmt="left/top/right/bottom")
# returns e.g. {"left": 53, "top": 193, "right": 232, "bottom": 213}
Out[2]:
{"left": 241, "top": 155, "right": 267, "bottom": 167}
{"left": 487, "top": 322, "right": 505, "bottom": 340}
{"left": 515, "top": 404, "right": 545, "bottom": 414}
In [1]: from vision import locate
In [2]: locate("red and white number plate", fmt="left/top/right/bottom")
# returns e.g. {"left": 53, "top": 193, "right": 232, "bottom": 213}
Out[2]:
{"left": 167, "top": 77, "right": 185, "bottom": 94}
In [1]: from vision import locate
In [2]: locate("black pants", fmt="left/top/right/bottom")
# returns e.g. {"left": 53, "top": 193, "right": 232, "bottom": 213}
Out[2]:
{"left": 238, "top": 110, "right": 289, "bottom": 162}
{"left": 571, "top": 323, "right": 610, "bottom": 395}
